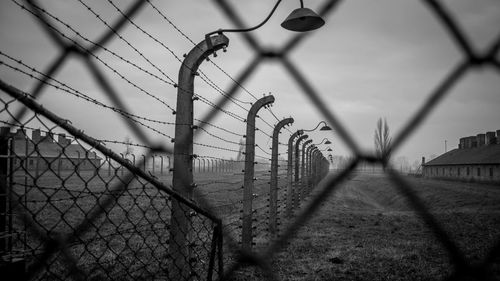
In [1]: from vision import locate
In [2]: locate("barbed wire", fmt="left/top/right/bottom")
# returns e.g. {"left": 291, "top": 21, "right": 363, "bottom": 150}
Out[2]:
{"left": 1, "top": 55, "right": 252, "bottom": 154}
{"left": 75, "top": 0, "right": 177, "bottom": 85}
{"left": 104, "top": 0, "right": 262, "bottom": 118}
{"left": 196, "top": 126, "right": 242, "bottom": 146}
{"left": 0, "top": 53, "right": 177, "bottom": 128}
{"left": 142, "top": 0, "right": 258, "bottom": 104}
{"left": 141, "top": 0, "right": 287, "bottom": 132}
{"left": 195, "top": 95, "right": 246, "bottom": 123}
{"left": 194, "top": 118, "right": 244, "bottom": 138}
{"left": 193, "top": 141, "right": 242, "bottom": 154}
{"left": 7, "top": 0, "right": 288, "bottom": 171}
{"left": 11, "top": 0, "right": 177, "bottom": 114}
{"left": 24, "top": 0, "right": 260, "bottom": 129}
{"left": 4, "top": 0, "right": 497, "bottom": 279}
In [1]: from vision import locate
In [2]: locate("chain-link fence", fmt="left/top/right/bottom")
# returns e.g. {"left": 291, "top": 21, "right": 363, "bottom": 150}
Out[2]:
{"left": 1, "top": 0, "right": 499, "bottom": 280}
{"left": 0, "top": 100, "right": 223, "bottom": 280}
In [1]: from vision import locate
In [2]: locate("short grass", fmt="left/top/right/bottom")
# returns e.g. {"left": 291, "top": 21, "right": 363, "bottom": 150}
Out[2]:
{"left": 265, "top": 173, "right": 500, "bottom": 281}
{"left": 11, "top": 168, "right": 500, "bottom": 280}
{"left": 8, "top": 167, "right": 280, "bottom": 280}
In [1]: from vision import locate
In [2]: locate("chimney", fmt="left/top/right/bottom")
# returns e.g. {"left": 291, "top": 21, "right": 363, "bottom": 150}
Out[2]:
{"left": 421, "top": 157, "right": 425, "bottom": 165}
{"left": 465, "top": 136, "right": 474, "bottom": 148}
{"left": 476, "top": 133, "right": 485, "bottom": 147}
{"left": 471, "top": 137, "right": 478, "bottom": 148}
{"left": 58, "top": 133, "right": 69, "bottom": 147}
{"left": 485, "top": 131, "right": 496, "bottom": 145}
{"left": 459, "top": 137, "right": 466, "bottom": 149}
{"left": 46, "top": 132, "right": 54, "bottom": 142}
{"left": 40, "top": 131, "right": 54, "bottom": 143}
{"left": 14, "top": 129, "right": 26, "bottom": 140}
{"left": 32, "top": 129, "right": 41, "bottom": 143}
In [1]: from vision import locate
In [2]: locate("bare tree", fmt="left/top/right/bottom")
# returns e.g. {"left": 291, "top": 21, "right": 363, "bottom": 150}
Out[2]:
{"left": 374, "top": 118, "right": 392, "bottom": 168}
{"left": 394, "top": 155, "right": 409, "bottom": 173}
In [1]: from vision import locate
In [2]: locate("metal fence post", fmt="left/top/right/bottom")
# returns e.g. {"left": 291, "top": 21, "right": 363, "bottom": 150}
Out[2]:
{"left": 311, "top": 149, "right": 319, "bottom": 192}
{"left": 322, "top": 156, "right": 329, "bottom": 179}
{"left": 170, "top": 33, "right": 229, "bottom": 279}
{"left": 0, "top": 129, "right": 24, "bottom": 281}
{"left": 106, "top": 156, "right": 111, "bottom": 176}
{"left": 141, "top": 154, "right": 146, "bottom": 171}
{"left": 293, "top": 134, "right": 308, "bottom": 210}
{"left": 286, "top": 130, "right": 302, "bottom": 217}
{"left": 310, "top": 148, "right": 319, "bottom": 195}
{"left": 300, "top": 139, "right": 312, "bottom": 205}
{"left": 159, "top": 155, "right": 163, "bottom": 175}
{"left": 167, "top": 155, "right": 171, "bottom": 173}
{"left": 313, "top": 150, "right": 320, "bottom": 187}
{"left": 242, "top": 95, "right": 275, "bottom": 250}
{"left": 152, "top": 155, "right": 155, "bottom": 174}
{"left": 304, "top": 145, "right": 314, "bottom": 199}
{"left": 269, "top": 118, "right": 293, "bottom": 237}
{"left": 0, "top": 128, "right": 9, "bottom": 255}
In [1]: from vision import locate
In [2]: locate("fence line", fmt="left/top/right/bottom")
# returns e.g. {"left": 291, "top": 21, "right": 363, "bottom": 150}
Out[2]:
{"left": 1, "top": 0, "right": 499, "bottom": 280}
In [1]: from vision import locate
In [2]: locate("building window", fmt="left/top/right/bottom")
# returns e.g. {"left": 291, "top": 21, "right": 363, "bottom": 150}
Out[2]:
{"left": 458, "top": 168, "right": 460, "bottom": 176}
{"left": 467, "top": 167, "right": 470, "bottom": 176}
{"left": 490, "top": 167, "right": 494, "bottom": 177}
{"left": 477, "top": 168, "right": 481, "bottom": 177}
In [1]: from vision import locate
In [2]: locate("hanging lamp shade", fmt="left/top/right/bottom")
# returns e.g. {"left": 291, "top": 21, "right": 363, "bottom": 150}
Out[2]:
{"left": 319, "top": 124, "right": 332, "bottom": 131}
{"left": 281, "top": 7, "right": 325, "bottom": 32}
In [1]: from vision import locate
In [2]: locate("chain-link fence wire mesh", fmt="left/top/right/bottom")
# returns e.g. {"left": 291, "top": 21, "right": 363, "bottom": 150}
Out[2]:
{"left": 208, "top": 0, "right": 500, "bottom": 279}
{"left": 0, "top": 0, "right": 225, "bottom": 279}
{"left": 0, "top": 97, "right": 223, "bottom": 280}
{"left": 0, "top": 0, "right": 500, "bottom": 280}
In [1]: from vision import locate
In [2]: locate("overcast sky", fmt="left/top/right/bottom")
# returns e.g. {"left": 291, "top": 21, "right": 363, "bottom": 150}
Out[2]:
{"left": 1, "top": 0, "right": 499, "bottom": 166}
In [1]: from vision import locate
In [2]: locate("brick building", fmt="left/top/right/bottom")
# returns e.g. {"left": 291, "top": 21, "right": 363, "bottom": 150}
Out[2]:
{"left": 422, "top": 130, "right": 500, "bottom": 183}
{"left": 2, "top": 127, "right": 101, "bottom": 172}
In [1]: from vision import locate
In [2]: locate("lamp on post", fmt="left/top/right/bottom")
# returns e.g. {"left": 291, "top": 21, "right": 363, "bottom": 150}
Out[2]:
{"left": 314, "top": 138, "right": 331, "bottom": 145}
{"left": 168, "top": 0, "right": 325, "bottom": 270}
{"left": 286, "top": 130, "right": 302, "bottom": 217}
{"left": 302, "top": 121, "right": 332, "bottom": 132}
{"left": 305, "top": 144, "right": 315, "bottom": 198}
{"left": 293, "top": 134, "right": 308, "bottom": 210}
{"left": 205, "top": 0, "right": 325, "bottom": 46}
{"left": 307, "top": 146, "right": 319, "bottom": 195}
{"left": 281, "top": 0, "right": 325, "bottom": 32}
{"left": 300, "top": 139, "right": 312, "bottom": 205}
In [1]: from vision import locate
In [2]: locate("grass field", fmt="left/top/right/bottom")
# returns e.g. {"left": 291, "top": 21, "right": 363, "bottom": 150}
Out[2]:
{"left": 8, "top": 167, "right": 281, "bottom": 280}
{"left": 9, "top": 167, "right": 500, "bottom": 280}
{"left": 264, "top": 172, "right": 500, "bottom": 281}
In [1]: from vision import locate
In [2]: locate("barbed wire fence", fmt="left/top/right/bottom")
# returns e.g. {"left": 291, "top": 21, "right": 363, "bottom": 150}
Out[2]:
{"left": 0, "top": 0, "right": 309, "bottom": 279}
{"left": 0, "top": 0, "right": 499, "bottom": 280}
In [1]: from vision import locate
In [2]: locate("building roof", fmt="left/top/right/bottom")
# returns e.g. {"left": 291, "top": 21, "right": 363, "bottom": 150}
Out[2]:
{"left": 13, "top": 139, "right": 101, "bottom": 160}
{"left": 423, "top": 144, "right": 500, "bottom": 166}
